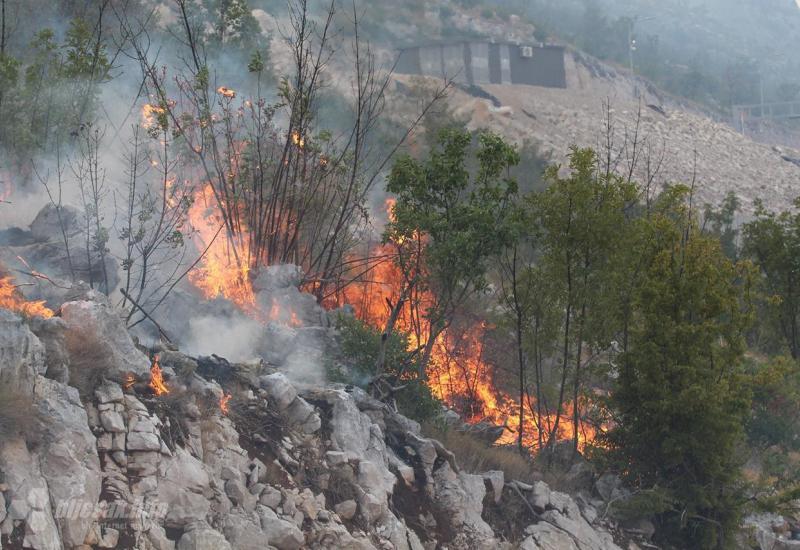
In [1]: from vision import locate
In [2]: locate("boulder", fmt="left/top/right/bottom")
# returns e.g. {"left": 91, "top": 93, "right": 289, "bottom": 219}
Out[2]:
{"left": 482, "top": 470, "right": 505, "bottom": 504}
{"left": 176, "top": 521, "right": 231, "bottom": 550}
{"left": 530, "top": 480, "right": 551, "bottom": 513}
{"left": 0, "top": 310, "right": 46, "bottom": 395}
{"left": 334, "top": 499, "right": 357, "bottom": 520}
{"left": 261, "top": 373, "right": 298, "bottom": 411}
{"left": 100, "top": 409, "right": 126, "bottom": 432}
{"left": 522, "top": 523, "right": 580, "bottom": 550}
{"left": 744, "top": 514, "right": 800, "bottom": 550}
{"left": 61, "top": 300, "right": 150, "bottom": 381}
{"left": 33, "top": 377, "right": 102, "bottom": 548}
{"left": 156, "top": 448, "right": 211, "bottom": 528}
{"left": 258, "top": 505, "right": 305, "bottom": 549}
{"left": 28, "top": 316, "right": 71, "bottom": 383}
{"left": 0, "top": 438, "right": 62, "bottom": 550}
{"left": 260, "top": 485, "right": 283, "bottom": 510}
{"left": 26, "top": 204, "right": 119, "bottom": 293}
{"left": 539, "top": 491, "right": 622, "bottom": 550}
{"left": 431, "top": 462, "right": 497, "bottom": 547}
{"left": 594, "top": 473, "right": 622, "bottom": 503}
{"left": 127, "top": 431, "right": 162, "bottom": 451}
{"left": 221, "top": 512, "right": 270, "bottom": 550}
{"left": 94, "top": 379, "right": 124, "bottom": 404}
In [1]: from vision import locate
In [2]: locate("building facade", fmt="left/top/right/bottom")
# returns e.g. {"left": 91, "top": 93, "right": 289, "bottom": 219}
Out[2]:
{"left": 395, "top": 41, "right": 567, "bottom": 89}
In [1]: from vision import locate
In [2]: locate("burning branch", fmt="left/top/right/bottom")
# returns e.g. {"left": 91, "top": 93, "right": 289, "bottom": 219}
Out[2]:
{"left": 148, "top": 355, "right": 170, "bottom": 396}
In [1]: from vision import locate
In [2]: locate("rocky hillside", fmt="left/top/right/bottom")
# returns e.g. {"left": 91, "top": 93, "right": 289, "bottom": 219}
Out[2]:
{"left": 0, "top": 267, "right": 650, "bottom": 550}
{"left": 257, "top": 3, "right": 800, "bottom": 217}
{"left": 441, "top": 49, "right": 800, "bottom": 216}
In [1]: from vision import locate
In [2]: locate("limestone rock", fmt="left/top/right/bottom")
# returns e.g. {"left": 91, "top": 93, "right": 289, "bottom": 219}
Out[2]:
{"left": 34, "top": 377, "right": 102, "bottom": 548}
{"left": 127, "top": 431, "right": 162, "bottom": 451}
{"left": 431, "top": 462, "right": 497, "bottom": 548}
{"left": 0, "top": 438, "right": 62, "bottom": 550}
{"left": 221, "top": 512, "right": 270, "bottom": 550}
{"left": 522, "top": 523, "right": 580, "bottom": 550}
{"left": 258, "top": 505, "right": 305, "bottom": 549}
{"left": 100, "top": 409, "right": 126, "bottom": 432}
{"left": 176, "top": 521, "right": 231, "bottom": 550}
{"left": 95, "top": 379, "right": 124, "bottom": 404}
{"left": 61, "top": 300, "right": 150, "bottom": 381}
{"left": 334, "top": 499, "right": 357, "bottom": 520}
{"left": 0, "top": 310, "right": 46, "bottom": 395}
{"left": 261, "top": 372, "right": 298, "bottom": 411}
{"left": 482, "top": 470, "right": 504, "bottom": 504}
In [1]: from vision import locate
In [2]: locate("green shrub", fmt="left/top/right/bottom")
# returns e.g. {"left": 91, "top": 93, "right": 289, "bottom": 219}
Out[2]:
{"left": 333, "top": 315, "right": 441, "bottom": 423}
{"left": 746, "top": 356, "right": 800, "bottom": 450}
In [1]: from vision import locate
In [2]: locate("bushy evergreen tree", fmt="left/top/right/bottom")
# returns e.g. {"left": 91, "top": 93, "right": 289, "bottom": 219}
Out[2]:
{"left": 604, "top": 186, "right": 754, "bottom": 548}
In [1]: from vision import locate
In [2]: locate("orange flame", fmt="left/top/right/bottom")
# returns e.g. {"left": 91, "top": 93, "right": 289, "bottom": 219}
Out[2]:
{"left": 290, "top": 131, "right": 305, "bottom": 149}
{"left": 141, "top": 103, "right": 166, "bottom": 129}
{"left": 123, "top": 374, "right": 136, "bottom": 391}
{"left": 217, "top": 86, "right": 236, "bottom": 99}
{"left": 339, "top": 199, "right": 596, "bottom": 453}
{"left": 0, "top": 275, "right": 53, "bottom": 318}
{"left": 148, "top": 355, "right": 170, "bottom": 396}
{"left": 220, "top": 393, "right": 231, "bottom": 415}
{"left": 187, "top": 183, "right": 259, "bottom": 316}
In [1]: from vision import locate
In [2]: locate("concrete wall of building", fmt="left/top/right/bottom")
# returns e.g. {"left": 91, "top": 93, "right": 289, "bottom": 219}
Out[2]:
{"left": 395, "top": 42, "right": 567, "bottom": 88}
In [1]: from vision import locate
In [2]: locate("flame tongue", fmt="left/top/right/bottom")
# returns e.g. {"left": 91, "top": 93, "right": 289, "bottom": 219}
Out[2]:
{"left": 148, "top": 355, "right": 170, "bottom": 396}
{"left": 0, "top": 275, "right": 53, "bottom": 318}
{"left": 220, "top": 393, "right": 231, "bottom": 415}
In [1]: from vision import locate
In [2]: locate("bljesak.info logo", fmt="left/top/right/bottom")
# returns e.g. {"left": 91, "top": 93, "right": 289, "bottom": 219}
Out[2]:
{"left": 49, "top": 491, "right": 168, "bottom": 528}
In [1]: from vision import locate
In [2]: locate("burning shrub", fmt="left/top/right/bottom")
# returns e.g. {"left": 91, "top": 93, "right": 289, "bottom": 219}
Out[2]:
{"left": 333, "top": 315, "right": 441, "bottom": 423}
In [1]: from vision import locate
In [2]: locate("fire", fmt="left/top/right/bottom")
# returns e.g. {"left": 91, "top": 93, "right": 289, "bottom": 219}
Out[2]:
{"left": 123, "top": 374, "right": 136, "bottom": 391}
{"left": 0, "top": 275, "right": 54, "bottom": 318}
{"left": 186, "top": 183, "right": 305, "bottom": 327}
{"left": 148, "top": 355, "right": 170, "bottom": 396}
{"left": 141, "top": 103, "right": 166, "bottom": 129}
{"left": 217, "top": 86, "right": 236, "bottom": 99}
{"left": 340, "top": 199, "right": 596, "bottom": 453}
{"left": 187, "top": 183, "right": 259, "bottom": 316}
{"left": 220, "top": 393, "right": 231, "bottom": 415}
{"left": 290, "top": 131, "right": 305, "bottom": 149}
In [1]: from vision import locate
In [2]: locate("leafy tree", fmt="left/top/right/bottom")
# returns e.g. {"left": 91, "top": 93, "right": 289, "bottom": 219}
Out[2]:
{"left": 703, "top": 191, "right": 740, "bottom": 261}
{"left": 530, "top": 147, "right": 637, "bottom": 452}
{"left": 384, "top": 128, "right": 519, "bottom": 377}
{"left": 742, "top": 198, "right": 800, "bottom": 359}
{"left": 604, "top": 186, "right": 754, "bottom": 549}
{"left": 746, "top": 355, "right": 800, "bottom": 451}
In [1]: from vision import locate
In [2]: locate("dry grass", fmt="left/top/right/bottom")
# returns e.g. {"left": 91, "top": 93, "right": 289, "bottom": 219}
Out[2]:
{"left": 422, "top": 422, "right": 538, "bottom": 483}
{"left": 0, "top": 381, "right": 36, "bottom": 439}
{"left": 64, "top": 326, "right": 113, "bottom": 398}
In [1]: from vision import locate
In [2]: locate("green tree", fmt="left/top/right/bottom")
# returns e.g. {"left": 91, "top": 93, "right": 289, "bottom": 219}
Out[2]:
{"left": 604, "top": 186, "right": 753, "bottom": 548}
{"left": 703, "top": 191, "right": 740, "bottom": 261}
{"left": 531, "top": 147, "right": 637, "bottom": 452}
{"left": 742, "top": 198, "right": 800, "bottom": 359}
{"left": 385, "top": 128, "right": 519, "bottom": 377}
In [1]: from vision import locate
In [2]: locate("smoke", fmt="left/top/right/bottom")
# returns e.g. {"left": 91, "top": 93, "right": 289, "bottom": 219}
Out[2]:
{"left": 182, "top": 314, "right": 264, "bottom": 364}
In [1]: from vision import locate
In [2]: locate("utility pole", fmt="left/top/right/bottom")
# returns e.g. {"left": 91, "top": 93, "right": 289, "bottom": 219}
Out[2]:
{"left": 627, "top": 15, "right": 657, "bottom": 99}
